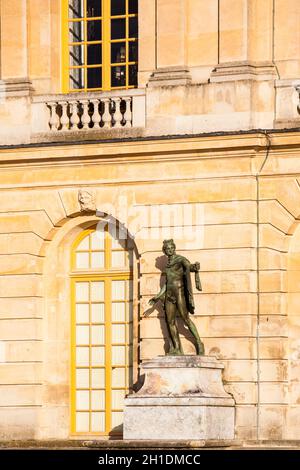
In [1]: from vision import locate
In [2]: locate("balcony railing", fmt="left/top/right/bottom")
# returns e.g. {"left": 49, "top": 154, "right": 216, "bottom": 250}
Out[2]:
{"left": 31, "top": 89, "right": 146, "bottom": 136}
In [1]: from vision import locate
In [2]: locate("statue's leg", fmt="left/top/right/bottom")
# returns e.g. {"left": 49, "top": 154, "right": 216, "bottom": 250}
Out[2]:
{"left": 177, "top": 291, "right": 205, "bottom": 355}
{"left": 165, "top": 300, "right": 183, "bottom": 354}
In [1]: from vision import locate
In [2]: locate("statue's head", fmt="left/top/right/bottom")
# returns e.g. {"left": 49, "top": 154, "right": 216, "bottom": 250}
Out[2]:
{"left": 162, "top": 239, "right": 176, "bottom": 256}
{"left": 78, "top": 189, "right": 96, "bottom": 212}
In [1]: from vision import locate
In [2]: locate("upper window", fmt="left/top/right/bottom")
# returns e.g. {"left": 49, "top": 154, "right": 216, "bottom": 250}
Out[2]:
{"left": 63, "top": 0, "right": 138, "bottom": 92}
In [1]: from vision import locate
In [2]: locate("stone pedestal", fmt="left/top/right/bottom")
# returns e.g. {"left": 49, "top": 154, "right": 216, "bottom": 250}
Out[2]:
{"left": 124, "top": 356, "right": 235, "bottom": 441}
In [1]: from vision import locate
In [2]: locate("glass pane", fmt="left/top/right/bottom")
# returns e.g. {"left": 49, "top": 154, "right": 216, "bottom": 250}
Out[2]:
{"left": 111, "top": 66, "right": 126, "bottom": 87}
{"left": 112, "top": 368, "right": 126, "bottom": 387}
{"left": 76, "top": 347, "right": 89, "bottom": 366}
{"left": 111, "top": 42, "right": 126, "bottom": 63}
{"left": 87, "top": 20, "right": 102, "bottom": 41}
{"left": 111, "top": 0, "right": 126, "bottom": 16}
{"left": 91, "top": 230, "right": 105, "bottom": 250}
{"left": 112, "top": 411, "right": 123, "bottom": 427}
{"left": 112, "top": 280, "right": 126, "bottom": 300}
{"left": 91, "top": 303, "right": 105, "bottom": 323}
{"left": 91, "top": 390, "right": 105, "bottom": 409}
{"left": 112, "top": 346, "right": 126, "bottom": 365}
{"left": 69, "top": 45, "right": 84, "bottom": 66}
{"left": 112, "top": 324, "right": 126, "bottom": 344}
{"left": 111, "top": 19, "right": 126, "bottom": 40}
{"left": 91, "top": 325, "right": 105, "bottom": 344}
{"left": 111, "top": 251, "right": 126, "bottom": 268}
{"left": 76, "top": 304, "right": 89, "bottom": 323}
{"left": 111, "top": 236, "right": 125, "bottom": 249}
{"left": 76, "top": 252, "right": 89, "bottom": 269}
{"left": 76, "top": 368, "right": 89, "bottom": 388}
{"left": 76, "top": 325, "right": 89, "bottom": 345}
{"left": 76, "top": 412, "right": 89, "bottom": 432}
{"left": 129, "top": 0, "right": 138, "bottom": 14}
{"left": 91, "top": 281, "right": 104, "bottom": 301}
{"left": 129, "top": 64, "right": 137, "bottom": 86}
{"left": 76, "top": 390, "right": 89, "bottom": 410}
{"left": 112, "top": 389, "right": 125, "bottom": 409}
{"left": 77, "top": 234, "right": 89, "bottom": 250}
{"left": 91, "top": 412, "right": 105, "bottom": 432}
{"left": 69, "top": 21, "right": 84, "bottom": 42}
{"left": 91, "top": 346, "right": 105, "bottom": 366}
{"left": 91, "top": 368, "right": 105, "bottom": 388}
{"left": 129, "top": 17, "right": 138, "bottom": 38}
{"left": 112, "top": 302, "right": 126, "bottom": 322}
{"left": 91, "top": 251, "right": 105, "bottom": 268}
{"left": 87, "top": 44, "right": 102, "bottom": 65}
{"left": 129, "top": 41, "right": 138, "bottom": 62}
{"left": 69, "top": 0, "right": 84, "bottom": 19}
{"left": 87, "top": 0, "right": 102, "bottom": 17}
{"left": 87, "top": 67, "right": 102, "bottom": 89}
{"left": 70, "top": 68, "right": 84, "bottom": 89}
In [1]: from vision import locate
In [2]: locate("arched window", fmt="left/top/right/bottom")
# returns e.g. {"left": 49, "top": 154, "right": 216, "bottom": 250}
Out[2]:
{"left": 70, "top": 223, "right": 133, "bottom": 436}
{"left": 63, "top": 0, "right": 138, "bottom": 92}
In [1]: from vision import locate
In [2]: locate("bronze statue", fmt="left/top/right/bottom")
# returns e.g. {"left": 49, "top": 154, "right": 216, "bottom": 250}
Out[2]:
{"left": 149, "top": 239, "right": 205, "bottom": 356}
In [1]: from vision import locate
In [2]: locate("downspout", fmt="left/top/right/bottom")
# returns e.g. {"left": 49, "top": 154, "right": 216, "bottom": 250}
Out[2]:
{"left": 255, "top": 131, "right": 272, "bottom": 441}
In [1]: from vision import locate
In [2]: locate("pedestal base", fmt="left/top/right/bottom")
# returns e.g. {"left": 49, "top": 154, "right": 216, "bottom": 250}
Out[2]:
{"left": 124, "top": 356, "right": 235, "bottom": 441}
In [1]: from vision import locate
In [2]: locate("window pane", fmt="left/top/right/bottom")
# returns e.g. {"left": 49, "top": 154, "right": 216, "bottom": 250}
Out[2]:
{"left": 111, "top": 251, "right": 126, "bottom": 268}
{"left": 112, "top": 368, "right": 126, "bottom": 387}
{"left": 129, "top": 0, "right": 138, "bottom": 14}
{"left": 111, "top": 66, "right": 126, "bottom": 87}
{"left": 91, "top": 325, "right": 105, "bottom": 345}
{"left": 111, "top": 42, "right": 126, "bottom": 63}
{"left": 87, "top": 20, "right": 102, "bottom": 41}
{"left": 112, "top": 346, "right": 126, "bottom": 365}
{"left": 91, "top": 368, "right": 105, "bottom": 387}
{"left": 111, "top": 19, "right": 126, "bottom": 40}
{"left": 76, "top": 412, "right": 89, "bottom": 432}
{"left": 76, "top": 347, "right": 89, "bottom": 366}
{"left": 112, "top": 411, "right": 123, "bottom": 428}
{"left": 69, "top": 45, "right": 84, "bottom": 66}
{"left": 76, "top": 390, "right": 89, "bottom": 410}
{"left": 129, "top": 17, "right": 138, "bottom": 38}
{"left": 91, "top": 346, "right": 105, "bottom": 366}
{"left": 76, "top": 368, "right": 89, "bottom": 388}
{"left": 87, "top": 68, "right": 102, "bottom": 89}
{"left": 76, "top": 252, "right": 89, "bottom": 269}
{"left": 112, "top": 302, "right": 126, "bottom": 322}
{"left": 91, "top": 282, "right": 104, "bottom": 301}
{"left": 129, "top": 64, "right": 137, "bottom": 86}
{"left": 91, "top": 390, "right": 105, "bottom": 409}
{"left": 87, "top": 0, "right": 102, "bottom": 17}
{"left": 91, "top": 230, "right": 105, "bottom": 250}
{"left": 69, "top": 21, "right": 84, "bottom": 42}
{"left": 111, "top": 0, "right": 126, "bottom": 16}
{"left": 76, "top": 325, "right": 89, "bottom": 345}
{"left": 76, "top": 282, "right": 89, "bottom": 301}
{"left": 112, "top": 390, "right": 125, "bottom": 409}
{"left": 129, "top": 42, "right": 138, "bottom": 62}
{"left": 91, "top": 251, "right": 105, "bottom": 268}
{"left": 112, "top": 280, "right": 126, "bottom": 300}
{"left": 69, "top": 0, "right": 83, "bottom": 19}
{"left": 87, "top": 44, "right": 102, "bottom": 65}
{"left": 70, "top": 68, "right": 85, "bottom": 89}
{"left": 77, "top": 234, "right": 89, "bottom": 250}
{"left": 91, "top": 412, "right": 105, "bottom": 432}
{"left": 91, "top": 303, "right": 105, "bottom": 323}
{"left": 76, "top": 304, "right": 89, "bottom": 323}
{"left": 112, "top": 324, "right": 126, "bottom": 344}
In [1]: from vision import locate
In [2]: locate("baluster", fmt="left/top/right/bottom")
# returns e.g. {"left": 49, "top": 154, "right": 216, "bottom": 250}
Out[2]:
{"left": 69, "top": 100, "right": 80, "bottom": 130}
{"left": 91, "top": 99, "right": 101, "bottom": 129}
{"left": 81, "top": 100, "right": 91, "bottom": 129}
{"left": 101, "top": 98, "right": 111, "bottom": 128}
{"left": 47, "top": 102, "right": 59, "bottom": 131}
{"left": 60, "top": 101, "right": 69, "bottom": 131}
{"left": 123, "top": 97, "right": 132, "bottom": 128}
{"left": 113, "top": 97, "right": 122, "bottom": 128}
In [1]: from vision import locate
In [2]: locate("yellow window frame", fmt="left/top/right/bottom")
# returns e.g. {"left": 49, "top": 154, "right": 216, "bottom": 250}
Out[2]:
{"left": 70, "top": 226, "right": 133, "bottom": 436}
{"left": 62, "top": 0, "right": 138, "bottom": 93}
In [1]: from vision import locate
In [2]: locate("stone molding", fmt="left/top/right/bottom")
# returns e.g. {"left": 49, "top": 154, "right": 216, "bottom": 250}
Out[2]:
{"left": 210, "top": 61, "right": 278, "bottom": 83}
{"left": 0, "top": 78, "right": 34, "bottom": 98}
{"left": 147, "top": 66, "right": 192, "bottom": 87}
